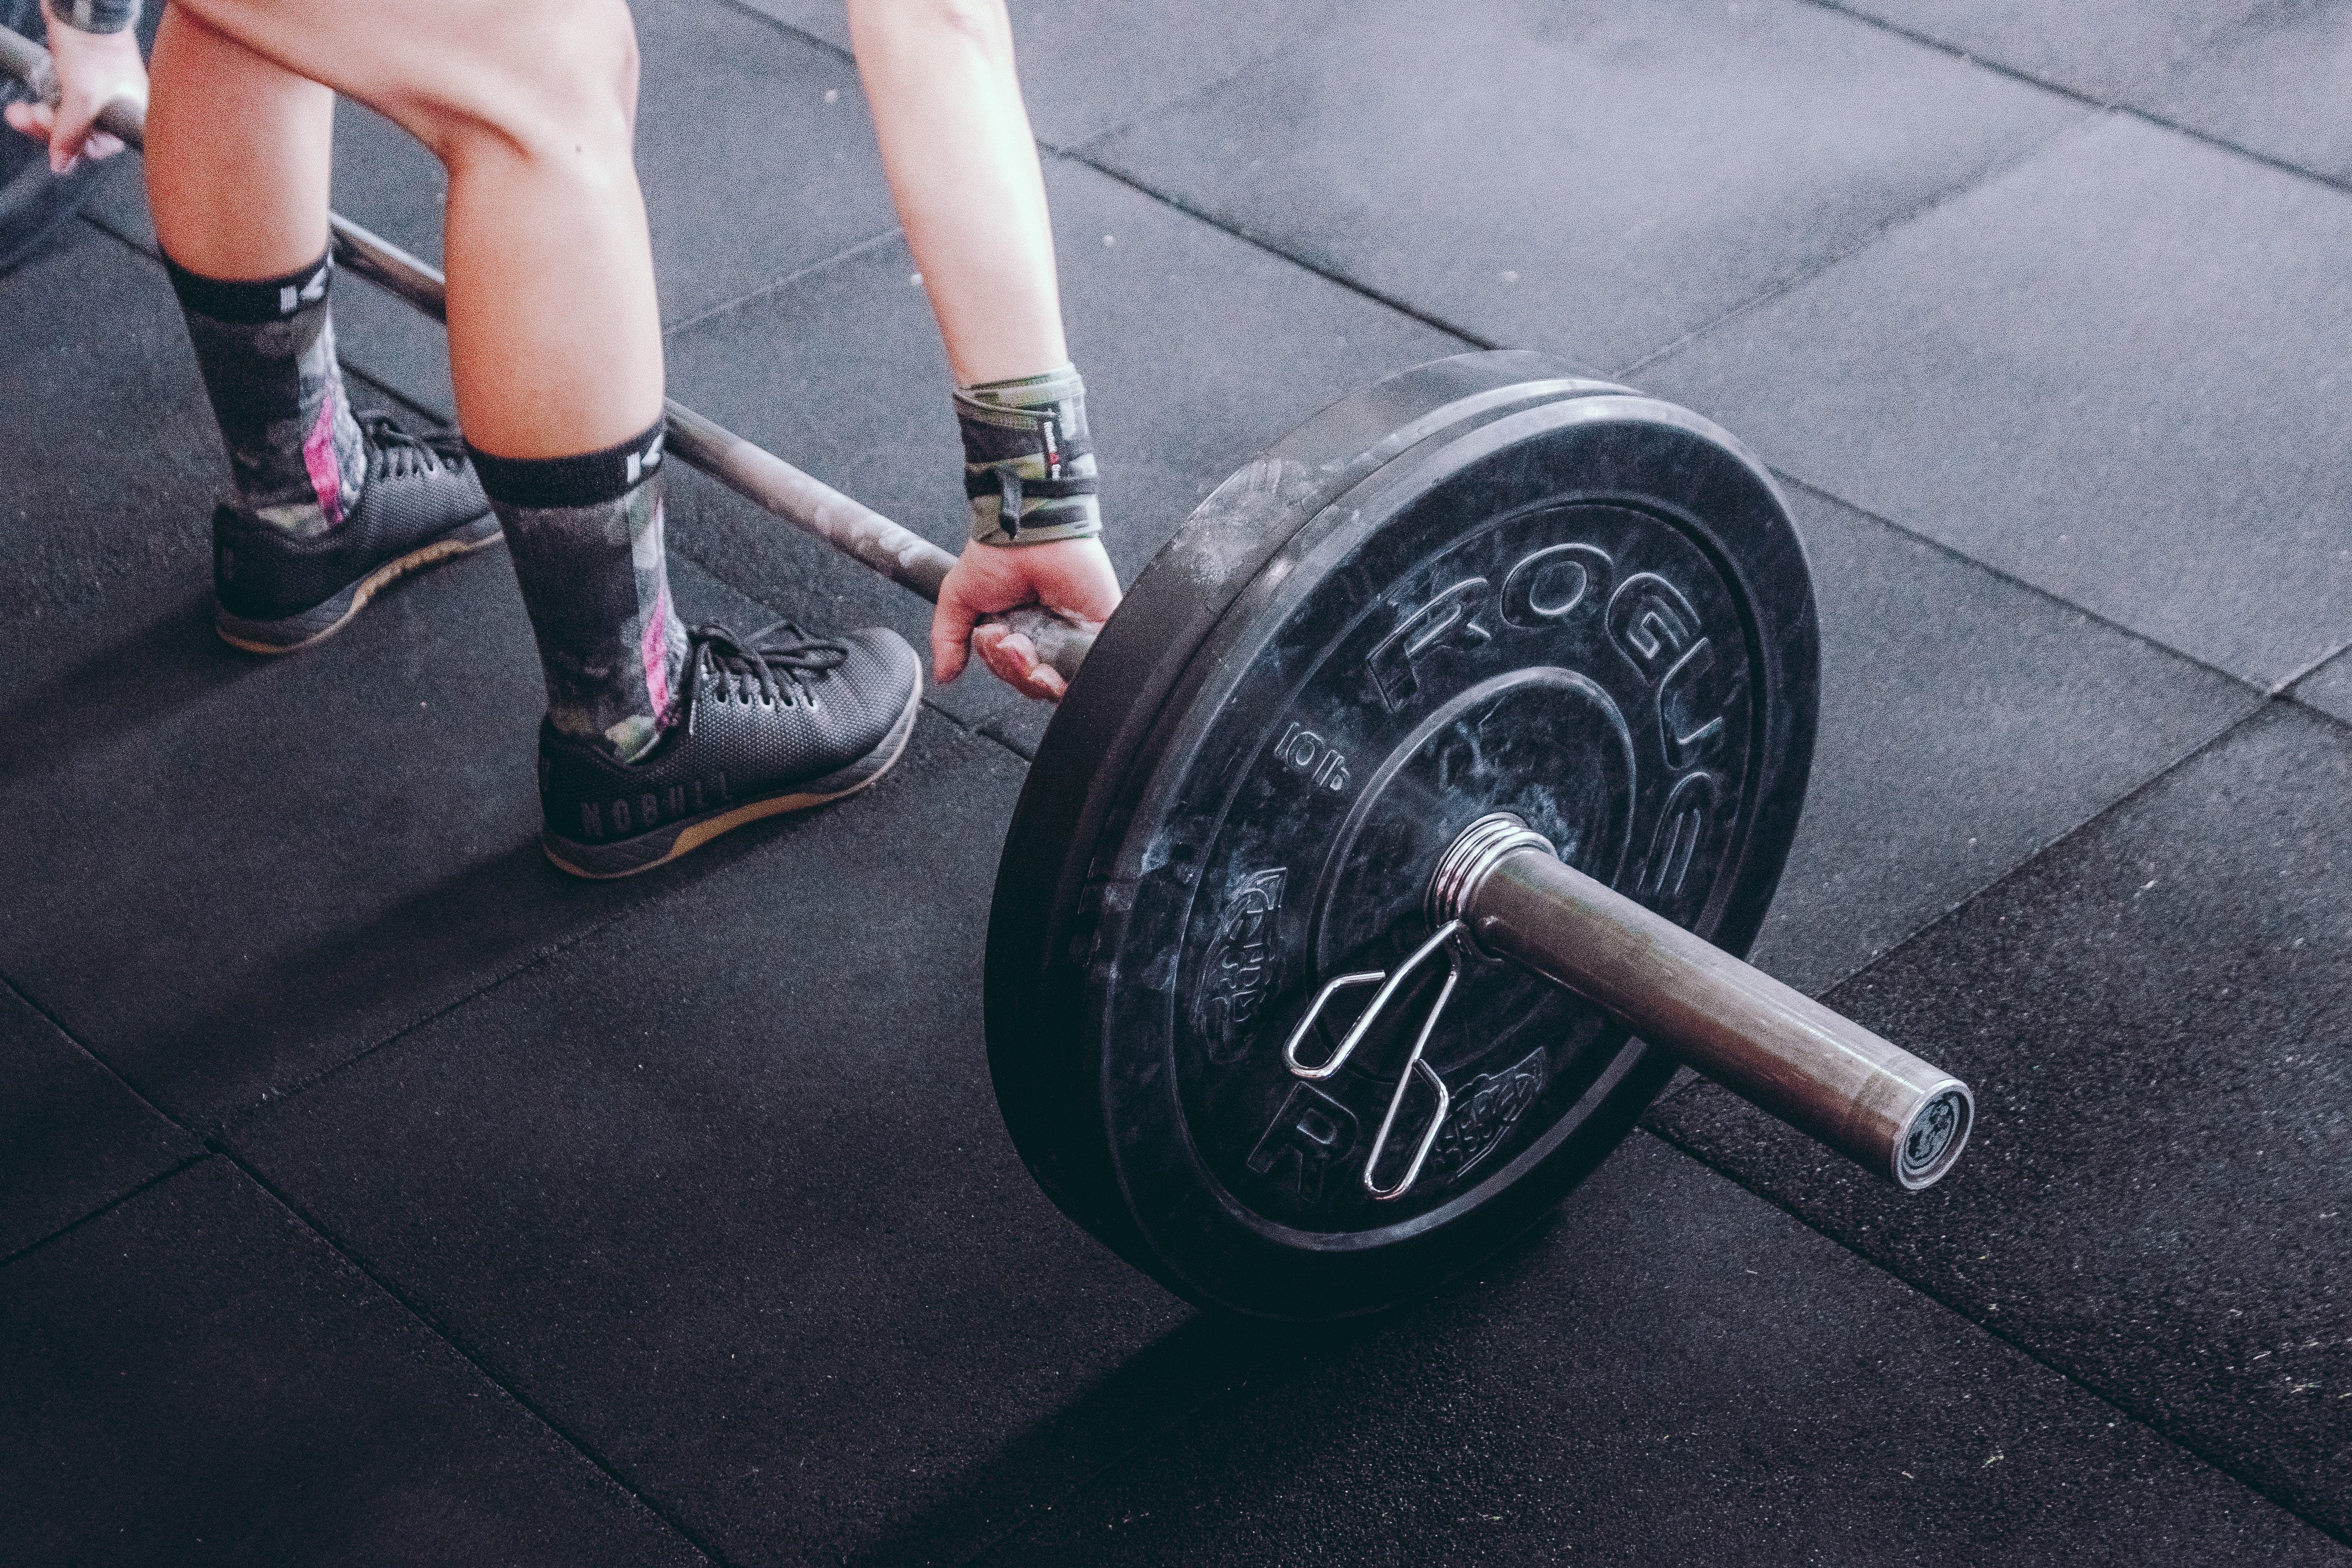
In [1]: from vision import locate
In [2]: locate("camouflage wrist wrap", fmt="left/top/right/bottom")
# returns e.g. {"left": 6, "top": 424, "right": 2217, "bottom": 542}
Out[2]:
{"left": 957, "top": 364, "right": 1102, "bottom": 547}
{"left": 45, "top": 0, "right": 139, "bottom": 34}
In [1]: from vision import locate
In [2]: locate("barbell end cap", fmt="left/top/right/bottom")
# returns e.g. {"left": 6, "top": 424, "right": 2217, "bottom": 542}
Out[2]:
{"left": 1891, "top": 1081, "right": 1974, "bottom": 1191}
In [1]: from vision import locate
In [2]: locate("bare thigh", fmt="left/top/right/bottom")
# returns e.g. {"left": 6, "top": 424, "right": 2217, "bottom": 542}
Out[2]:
{"left": 156, "top": 0, "right": 662, "bottom": 453}
{"left": 158, "top": 0, "right": 640, "bottom": 163}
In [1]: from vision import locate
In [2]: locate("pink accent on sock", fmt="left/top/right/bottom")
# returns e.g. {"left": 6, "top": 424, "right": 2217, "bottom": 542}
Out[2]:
{"left": 643, "top": 586, "right": 676, "bottom": 725}
{"left": 303, "top": 393, "right": 347, "bottom": 526}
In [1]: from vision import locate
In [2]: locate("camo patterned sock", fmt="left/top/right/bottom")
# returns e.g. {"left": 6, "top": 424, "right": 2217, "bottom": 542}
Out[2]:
{"left": 956, "top": 363, "right": 1102, "bottom": 546}
{"left": 165, "top": 250, "right": 366, "bottom": 539}
{"left": 471, "top": 421, "right": 689, "bottom": 765}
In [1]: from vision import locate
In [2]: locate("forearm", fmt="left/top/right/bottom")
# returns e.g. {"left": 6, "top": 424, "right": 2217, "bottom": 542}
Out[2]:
{"left": 846, "top": 0, "right": 1065, "bottom": 386}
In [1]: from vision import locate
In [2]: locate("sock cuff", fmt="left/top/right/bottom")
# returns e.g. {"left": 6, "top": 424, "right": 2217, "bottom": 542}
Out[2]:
{"left": 163, "top": 249, "right": 334, "bottom": 324}
{"left": 469, "top": 420, "right": 668, "bottom": 511}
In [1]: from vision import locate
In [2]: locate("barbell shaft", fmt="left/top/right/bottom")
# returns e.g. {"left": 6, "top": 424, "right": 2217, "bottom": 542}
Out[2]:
{"left": 0, "top": 21, "right": 1095, "bottom": 684}
{"left": 1435, "top": 817, "right": 1971, "bottom": 1189}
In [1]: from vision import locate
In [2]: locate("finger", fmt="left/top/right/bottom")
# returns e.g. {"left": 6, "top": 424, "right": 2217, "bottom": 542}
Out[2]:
{"left": 974, "top": 624, "right": 1034, "bottom": 686}
{"left": 5, "top": 101, "right": 56, "bottom": 143}
{"left": 976, "top": 627, "right": 1066, "bottom": 701}
{"left": 83, "top": 130, "right": 123, "bottom": 160}
{"left": 930, "top": 592, "right": 977, "bottom": 686}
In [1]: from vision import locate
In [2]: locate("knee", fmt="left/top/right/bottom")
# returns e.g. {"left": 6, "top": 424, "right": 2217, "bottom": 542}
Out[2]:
{"left": 410, "top": 0, "right": 641, "bottom": 173}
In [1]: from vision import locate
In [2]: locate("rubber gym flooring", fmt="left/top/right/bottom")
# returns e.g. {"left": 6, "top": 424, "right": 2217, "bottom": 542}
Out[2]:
{"left": 2, "top": 1, "right": 2347, "bottom": 1563}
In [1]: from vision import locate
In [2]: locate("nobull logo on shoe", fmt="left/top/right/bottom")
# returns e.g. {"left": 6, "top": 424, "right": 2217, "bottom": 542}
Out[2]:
{"left": 578, "top": 770, "right": 729, "bottom": 840}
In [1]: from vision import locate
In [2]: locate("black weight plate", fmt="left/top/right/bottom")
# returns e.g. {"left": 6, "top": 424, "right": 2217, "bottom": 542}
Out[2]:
{"left": 988, "top": 352, "right": 1818, "bottom": 1320}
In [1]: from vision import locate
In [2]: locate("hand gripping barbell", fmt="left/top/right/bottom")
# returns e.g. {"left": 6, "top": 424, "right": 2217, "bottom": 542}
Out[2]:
{"left": 3, "top": 24, "right": 1972, "bottom": 1321}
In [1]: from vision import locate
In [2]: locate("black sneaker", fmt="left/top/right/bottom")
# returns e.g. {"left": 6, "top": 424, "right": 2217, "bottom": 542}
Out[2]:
{"left": 538, "top": 620, "right": 923, "bottom": 879}
{"left": 213, "top": 412, "right": 500, "bottom": 653}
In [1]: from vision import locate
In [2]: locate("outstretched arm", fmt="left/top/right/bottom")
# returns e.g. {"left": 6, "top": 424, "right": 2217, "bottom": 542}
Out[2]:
{"left": 847, "top": 0, "right": 1119, "bottom": 701}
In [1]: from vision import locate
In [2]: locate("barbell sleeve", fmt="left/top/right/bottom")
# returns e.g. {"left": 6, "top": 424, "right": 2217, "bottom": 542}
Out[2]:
{"left": 1431, "top": 813, "right": 1973, "bottom": 1189}
{"left": 0, "top": 20, "right": 1095, "bottom": 687}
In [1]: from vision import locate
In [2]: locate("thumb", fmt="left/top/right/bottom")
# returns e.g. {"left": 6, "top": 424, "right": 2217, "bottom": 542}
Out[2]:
{"left": 930, "top": 580, "right": 978, "bottom": 686}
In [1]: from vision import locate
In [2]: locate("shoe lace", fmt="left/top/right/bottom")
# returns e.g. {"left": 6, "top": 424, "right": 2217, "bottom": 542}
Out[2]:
{"left": 692, "top": 619, "right": 848, "bottom": 709}
{"left": 360, "top": 412, "right": 468, "bottom": 482}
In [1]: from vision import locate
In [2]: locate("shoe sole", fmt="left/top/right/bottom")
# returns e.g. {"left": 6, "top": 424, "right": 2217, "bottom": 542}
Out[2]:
{"left": 540, "top": 675, "right": 925, "bottom": 880}
{"left": 215, "top": 512, "right": 504, "bottom": 655}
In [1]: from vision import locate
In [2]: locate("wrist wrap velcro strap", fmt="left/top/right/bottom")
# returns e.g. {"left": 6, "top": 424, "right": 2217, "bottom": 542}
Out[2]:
{"left": 957, "top": 363, "right": 1102, "bottom": 547}
{"left": 44, "top": 0, "right": 139, "bottom": 34}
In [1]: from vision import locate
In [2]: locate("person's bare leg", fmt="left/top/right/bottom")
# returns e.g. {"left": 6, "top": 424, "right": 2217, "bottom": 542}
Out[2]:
{"left": 164, "top": 0, "right": 661, "bottom": 458}
{"left": 146, "top": 5, "right": 329, "bottom": 282}
{"left": 141, "top": 2, "right": 406, "bottom": 575}
{"left": 157, "top": 0, "right": 684, "bottom": 756}
{"left": 412, "top": 18, "right": 664, "bottom": 458}
{"left": 848, "top": 0, "right": 1116, "bottom": 698}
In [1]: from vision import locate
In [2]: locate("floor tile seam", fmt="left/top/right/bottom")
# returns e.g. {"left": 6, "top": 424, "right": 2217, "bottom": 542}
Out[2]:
{"left": 1770, "top": 469, "right": 2270, "bottom": 700}
{"left": 1798, "top": 0, "right": 2352, "bottom": 202}
{"left": 1052, "top": 150, "right": 1498, "bottom": 353}
{"left": 1648, "top": 697, "right": 2275, "bottom": 1115}
{"left": 204, "top": 1140, "right": 732, "bottom": 1567}
{"left": 658, "top": 226, "right": 907, "bottom": 341}
{"left": 214, "top": 908, "right": 647, "bottom": 1142}
{"left": 2268, "top": 638, "right": 2352, "bottom": 701}
{"left": 472, "top": 0, "right": 1490, "bottom": 358}
{"left": 925, "top": 693, "right": 1039, "bottom": 767}
{"left": 975, "top": 719, "right": 1038, "bottom": 762}
{"left": 1643, "top": 700, "right": 2292, "bottom": 1381}
{"left": 0, "top": 1152, "right": 213, "bottom": 1272}
{"left": 1630, "top": 1124, "right": 2352, "bottom": 1548}
{"left": 1, "top": 970, "right": 193, "bottom": 1145}
{"left": 1612, "top": 108, "right": 2110, "bottom": 382}
{"left": 1046, "top": 30, "right": 1348, "bottom": 160}
{"left": 140, "top": 0, "right": 2352, "bottom": 253}
{"left": 1814, "top": 696, "right": 2272, "bottom": 992}
{"left": 666, "top": 0, "right": 1309, "bottom": 161}
{"left": 2287, "top": 693, "right": 2352, "bottom": 734}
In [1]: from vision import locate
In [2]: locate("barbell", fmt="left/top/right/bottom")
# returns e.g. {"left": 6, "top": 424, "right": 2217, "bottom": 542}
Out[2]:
{"left": 2, "top": 23, "right": 1973, "bottom": 1321}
